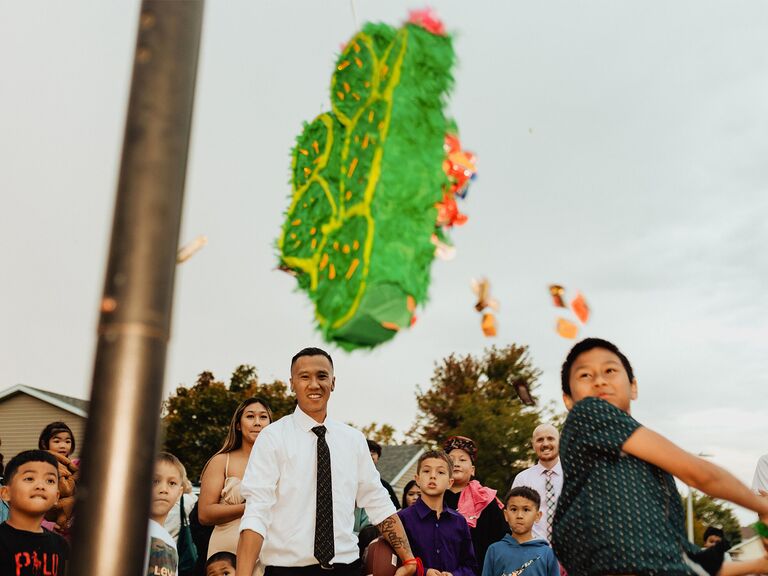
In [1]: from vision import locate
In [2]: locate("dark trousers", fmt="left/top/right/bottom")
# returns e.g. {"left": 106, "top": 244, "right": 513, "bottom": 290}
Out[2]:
{"left": 265, "top": 559, "right": 361, "bottom": 576}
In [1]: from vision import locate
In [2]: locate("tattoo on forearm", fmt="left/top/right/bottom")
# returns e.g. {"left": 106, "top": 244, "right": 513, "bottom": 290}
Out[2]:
{"left": 377, "top": 516, "right": 412, "bottom": 557}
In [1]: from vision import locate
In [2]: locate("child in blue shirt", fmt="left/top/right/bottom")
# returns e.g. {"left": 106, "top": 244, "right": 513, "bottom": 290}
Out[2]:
{"left": 482, "top": 486, "right": 558, "bottom": 576}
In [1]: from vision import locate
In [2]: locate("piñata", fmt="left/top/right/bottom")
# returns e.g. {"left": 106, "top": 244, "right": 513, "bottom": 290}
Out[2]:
{"left": 277, "top": 11, "right": 472, "bottom": 350}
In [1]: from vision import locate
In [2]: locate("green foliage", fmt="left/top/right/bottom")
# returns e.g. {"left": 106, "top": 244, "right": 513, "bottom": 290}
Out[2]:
{"left": 355, "top": 422, "right": 398, "bottom": 445}
{"left": 409, "top": 344, "right": 555, "bottom": 493}
{"left": 162, "top": 366, "right": 295, "bottom": 483}
{"left": 684, "top": 491, "right": 742, "bottom": 547}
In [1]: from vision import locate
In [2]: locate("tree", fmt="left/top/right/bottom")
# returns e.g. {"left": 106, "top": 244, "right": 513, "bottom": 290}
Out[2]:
{"left": 162, "top": 365, "right": 295, "bottom": 483}
{"left": 685, "top": 491, "right": 742, "bottom": 547}
{"left": 409, "top": 344, "right": 556, "bottom": 493}
{"left": 356, "top": 422, "right": 398, "bottom": 445}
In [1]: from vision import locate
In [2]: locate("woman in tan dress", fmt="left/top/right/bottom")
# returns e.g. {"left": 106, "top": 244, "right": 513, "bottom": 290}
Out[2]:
{"left": 199, "top": 397, "right": 273, "bottom": 560}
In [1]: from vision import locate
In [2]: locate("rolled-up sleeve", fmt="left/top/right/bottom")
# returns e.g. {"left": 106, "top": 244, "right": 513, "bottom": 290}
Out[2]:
{"left": 353, "top": 434, "right": 396, "bottom": 525}
{"left": 239, "top": 428, "right": 280, "bottom": 538}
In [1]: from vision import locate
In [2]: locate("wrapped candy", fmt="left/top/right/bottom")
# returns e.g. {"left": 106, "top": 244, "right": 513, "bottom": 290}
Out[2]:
{"left": 549, "top": 284, "right": 567, "bottom": 308}
{"left": 556, "top": 317, "right": 579, "bottom": 339}
{"left": 570, "top": 292, "right": 590, "bottom": 324}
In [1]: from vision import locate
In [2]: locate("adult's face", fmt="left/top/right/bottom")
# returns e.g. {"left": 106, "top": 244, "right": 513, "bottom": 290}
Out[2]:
{"left": 532, "top": 424, "right": 560, "bottom": 464}
{"left": 238, "top": 401, "right": 271, "bottom": 446}
{"left": 404, "top": 484, "right": 421, "bottom": 507}
{"left": 291, "top": 354, "right": 335, "bottom": 422}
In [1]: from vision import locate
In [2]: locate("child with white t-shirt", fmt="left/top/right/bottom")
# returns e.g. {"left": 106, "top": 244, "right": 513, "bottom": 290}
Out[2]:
{"left": 147, "top": 452, "right": 186, "bottom": 575}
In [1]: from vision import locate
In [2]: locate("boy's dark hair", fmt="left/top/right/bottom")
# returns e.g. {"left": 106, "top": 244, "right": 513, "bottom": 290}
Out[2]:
{"left": 503, "top": 486, "right": 541, "bottom": 509}
{"left": 367, "top": 439, "right": 382, "bottom": 457}
{"left": 417, "top": 450, "right": 453, "bottom": 478}
{"left": 703, "top": 526, "right": 725, "bottom": 541}
{"left": 291, "top": 347, "right": 334, "bottom": 369}
{"left": 561, "top": 338, "right": 635, "bottom": 395}
{"left": 206, "top": 551, "right": 236, "bottom": 568}
{"left": 5, "top": 450, "right": 59, "bottom": 483}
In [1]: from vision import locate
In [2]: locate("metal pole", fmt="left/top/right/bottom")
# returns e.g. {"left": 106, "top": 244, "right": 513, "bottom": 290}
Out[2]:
{"left": 70, "top": 2, "right": 203, "bottom": 574}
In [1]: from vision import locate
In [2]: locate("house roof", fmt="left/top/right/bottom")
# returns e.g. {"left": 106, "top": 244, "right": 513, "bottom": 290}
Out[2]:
{"left": 0, "top": 384, "right": 89, "bottom": 418}
{"left": 378, "top": 444, "right": 426, "bottom": 484}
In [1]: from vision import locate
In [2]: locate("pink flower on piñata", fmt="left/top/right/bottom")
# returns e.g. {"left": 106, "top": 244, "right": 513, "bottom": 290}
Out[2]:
{"left": 408, "top": 8, "right": 446, "bottom": 36}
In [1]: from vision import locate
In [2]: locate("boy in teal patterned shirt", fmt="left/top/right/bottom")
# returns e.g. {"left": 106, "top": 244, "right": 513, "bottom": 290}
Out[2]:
{"left": 553, "top": 338, "right": 768, "bottom": 576}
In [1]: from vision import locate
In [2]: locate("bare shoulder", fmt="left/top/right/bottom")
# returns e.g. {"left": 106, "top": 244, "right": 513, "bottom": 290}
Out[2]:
{"left": 201, "top": 453, "right": 227, "bottom": 483}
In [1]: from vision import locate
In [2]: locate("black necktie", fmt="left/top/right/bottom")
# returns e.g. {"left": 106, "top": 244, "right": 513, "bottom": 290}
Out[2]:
{"left": 312, "top": 425, "right": 334, "bottom": 566}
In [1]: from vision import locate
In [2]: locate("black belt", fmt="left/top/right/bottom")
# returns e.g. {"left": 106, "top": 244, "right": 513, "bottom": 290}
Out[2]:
{"left": 266, "top": 559, "right": 361, "bottom": 575}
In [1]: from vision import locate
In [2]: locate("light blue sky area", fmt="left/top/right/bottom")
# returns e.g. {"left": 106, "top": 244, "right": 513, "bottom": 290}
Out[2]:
{"left": 2, "top": 1, "right": 766, "bottom": 522}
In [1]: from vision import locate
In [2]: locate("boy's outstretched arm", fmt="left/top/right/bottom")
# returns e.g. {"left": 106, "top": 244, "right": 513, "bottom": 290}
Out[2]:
{"left": 623, "top": 427, "right": 768, "bottom": 522}
{"left": 719, "top": 555, "right": 768, "bottom": 576}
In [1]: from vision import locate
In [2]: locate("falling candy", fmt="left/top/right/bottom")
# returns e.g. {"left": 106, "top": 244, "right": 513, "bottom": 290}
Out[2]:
{"left": 481, "top": 312, "right": 497, "bottom": 337}
{"left": 556, "top": 317, "right": 579, "bottom": 339}
{"left": 571, "top": 292, "right": 590, "bottom": 324}
{"left": 472, "top": 277, "right": 500, "bottom": 313}
{"left": 472, "top": 278, "right": 499, "bottom": 337}
{"left": 177, "top": 235, "right": 208, "bottom": 264}
{"left": 513, "top": 379, "right": 535, "bottom": 406}
{"left": 549, "top": 284, "right": 566, "bottom": 308}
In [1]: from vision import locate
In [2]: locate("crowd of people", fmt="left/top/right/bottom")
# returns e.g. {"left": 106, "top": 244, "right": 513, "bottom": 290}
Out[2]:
{"left": 1, "top": 340, "right": 767, "bottom": 576}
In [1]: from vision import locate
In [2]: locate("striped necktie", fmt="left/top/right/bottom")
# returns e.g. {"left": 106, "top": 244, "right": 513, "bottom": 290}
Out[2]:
{"left": 545, "top": 469, "right": 556, "bottom": 541}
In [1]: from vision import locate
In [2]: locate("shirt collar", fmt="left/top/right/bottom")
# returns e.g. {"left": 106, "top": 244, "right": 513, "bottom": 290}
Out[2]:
{"left": 414, "top": 496, "right": 438, "bottom": 520}
{"left": 536, "top": 459, "right": 562, "bottom": 475}
{"left": 293, "top": 405, "right": 328, "bottom": 432}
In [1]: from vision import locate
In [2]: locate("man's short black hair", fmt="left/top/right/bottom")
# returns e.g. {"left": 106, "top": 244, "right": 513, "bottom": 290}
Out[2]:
{"left": 291, "top": 347, "right": 334, "bottom": 370}
{"left": 4, "top": 450, "right": 59, "bottom": 483}
{"left": 503, "top": 485, "right": 541, "bottom": 509}
{"left": 367, "top": 439, "right": 382, "bottom": 457}
{"left": 561, "top": 337, "right": 634, "bottom": 396}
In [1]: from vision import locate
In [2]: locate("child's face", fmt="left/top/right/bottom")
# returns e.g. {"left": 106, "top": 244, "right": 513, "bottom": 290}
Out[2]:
{"left": 206, "top": 559, "right": 235, "bottom": 576}
{"left": 404, "top": 485, "right": 421, "bottom": 507}
{"left": 704, "top": 534, "right": 722, "bottom": 548}
{"left": 415, "top": 457, "right": 453, "bottom": 497}
{"left": 447, "top": 449, "right": 475, "bottom": 486}
{"left": 564, "top": 347, "right": 637, "bottom": 413}
{"left": 150, "top": 461, "right": 184, "bottom": 521}
{"left": 503, "top": 496, "right": 541, "bottom": 536}
{"left": 1, "top": 461, "right": 59, "bottom": 516}
{"left": 48, "top": 432, "right": 73, "bottom": 457}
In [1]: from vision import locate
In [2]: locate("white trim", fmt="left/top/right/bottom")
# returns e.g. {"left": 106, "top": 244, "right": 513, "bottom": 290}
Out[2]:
{"left": 390, "top": 447, "right": 426, "bottom": 486}
{"left": 0, "top": 384, "right": 88, "bottom": 418}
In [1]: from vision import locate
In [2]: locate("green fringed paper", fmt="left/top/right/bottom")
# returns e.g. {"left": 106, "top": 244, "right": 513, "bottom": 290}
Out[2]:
{"left": 278, "top": 20, "right": 456, "bottom": 350}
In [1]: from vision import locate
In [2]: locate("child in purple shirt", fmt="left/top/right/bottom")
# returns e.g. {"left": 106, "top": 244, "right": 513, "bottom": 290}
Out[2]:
{"left": 398, "top": 450, "right": 477, "bottom": 576}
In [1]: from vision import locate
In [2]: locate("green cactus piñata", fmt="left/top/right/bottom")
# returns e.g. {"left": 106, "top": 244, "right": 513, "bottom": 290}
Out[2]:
{"left": 278, "top": 19, "right": 456, "bottom": 350}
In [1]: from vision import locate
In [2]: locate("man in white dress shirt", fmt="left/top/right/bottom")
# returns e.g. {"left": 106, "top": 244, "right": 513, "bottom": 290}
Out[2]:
{"left": 236, "top": 347, "right": 417, "bottom": 576}
{"left": 510, "top": 423, "right": 563, "bottom": 543}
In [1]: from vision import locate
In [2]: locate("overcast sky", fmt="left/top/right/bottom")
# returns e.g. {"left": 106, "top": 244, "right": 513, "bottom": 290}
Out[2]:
{"left": 2, "top": 1, "right": 766, "bottom": 523}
